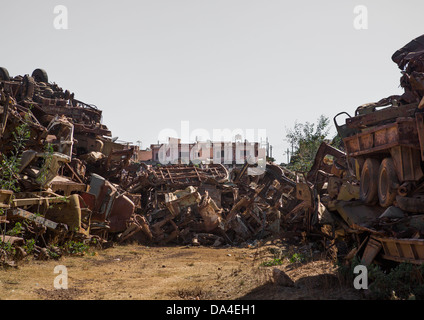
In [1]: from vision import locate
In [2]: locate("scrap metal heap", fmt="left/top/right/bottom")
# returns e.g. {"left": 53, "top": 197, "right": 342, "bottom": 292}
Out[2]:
{"left": 325, "top": 34, "right": 424, "bottom": 266}
{"left": 0, "top": 67, "right": 311, "bottom": 265}
{"left": 4, "top": 32, "right": 424, "bottom": 269}
{"left": 117, "top": 162, "right": 302, "bottom": 246}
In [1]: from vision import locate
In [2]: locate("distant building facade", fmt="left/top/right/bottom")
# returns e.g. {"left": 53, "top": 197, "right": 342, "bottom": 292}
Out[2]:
{"left": 146, "top": 137, "right": 266, "bottom": 167}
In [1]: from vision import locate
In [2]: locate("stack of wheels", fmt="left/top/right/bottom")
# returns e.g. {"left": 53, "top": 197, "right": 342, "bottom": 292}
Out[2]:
{"left": 359, "top": 157, "right": 399, "bottom": 207}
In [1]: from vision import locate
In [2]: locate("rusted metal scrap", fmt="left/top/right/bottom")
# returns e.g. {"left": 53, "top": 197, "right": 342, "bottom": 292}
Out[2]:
{"left": 0, "top": 67, "right": 364, "bottom": 265}
{"left": 80, "top": 173, "right": 135, "bottom": 234}
{"left": 116, "top": 161, "right": 302, "bottom": 246}
{"left": 126, "top": 163, "right": 230, "bottom": 194}
{"left": 309, "top": 35, "right": 424, "bottom": 266}
{"left": 0, "top": 95, "right": 299, "bottom": 247}
{"left": 0, "top": 66, "right": 360, "bottom": 267}
{"left": 0, "top": 68, "right": 135, "bottom": 261}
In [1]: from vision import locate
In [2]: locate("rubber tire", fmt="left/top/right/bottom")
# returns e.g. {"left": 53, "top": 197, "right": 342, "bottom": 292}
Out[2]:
{"left": 31, "top": 68, "right": 48, "bottom": 83}
{"left": 378, "top": 157, "right": 399, "bottom": 208}
{"left": 0, "top": 67, "right": 10, "bottom": 81}
{"left": 396, "top": 195, "right": 424, "bottom": 213}
{"left": 20, "top": 75, "right": 35, "bottom": 100}
{"left": 360, "top": 158, "right": 380, "bottom": 205}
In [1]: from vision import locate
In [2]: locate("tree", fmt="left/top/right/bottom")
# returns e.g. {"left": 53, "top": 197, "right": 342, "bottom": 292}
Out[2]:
{"left": 285, "top": 115, "right": 331, "bottom": 172}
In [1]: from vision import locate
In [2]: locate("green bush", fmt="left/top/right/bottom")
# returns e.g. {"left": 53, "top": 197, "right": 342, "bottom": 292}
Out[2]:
{"left": 337, "top": 258, "right": 424, "bottom": 300}
{"left": 23, "top": 239, "right": 36, "bottom": 254}
{"left": 0, "top": 240, "right": 16, "bottom": 256}
{"left": 63, "top": 240, "right": 89, "bottom": 256}
{"left": 368, "top": 263, "right": 424, "bottom": 300}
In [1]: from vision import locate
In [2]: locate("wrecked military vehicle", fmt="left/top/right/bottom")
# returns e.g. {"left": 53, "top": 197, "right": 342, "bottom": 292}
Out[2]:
{"left": 318, "top": 34, "right": 424, "bottom": 266}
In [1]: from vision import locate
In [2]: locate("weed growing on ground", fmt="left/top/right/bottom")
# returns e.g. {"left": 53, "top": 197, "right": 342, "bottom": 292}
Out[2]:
{"left": 289, "top": 253, "right": 305, "bottom": 263}
{"left": 63, "top": 240, "right": 90, "bottom": 256}
{"left": 260, "top": 258, "right": 283, "bottom": 267}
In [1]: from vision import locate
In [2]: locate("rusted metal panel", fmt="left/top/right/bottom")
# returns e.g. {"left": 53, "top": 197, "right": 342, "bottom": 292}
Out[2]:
{"left": 346, "top": 103, "right": 418, "bottom": 129}
{"left": 296, "top": 182, "right": 313, "bottom": 207}
{"left": 198, "top": 193, "right": 223, "bottom": 232}
{"left": 0, "top": 189, "right": 13, "bottom": 208}
{"left": 343, "top": 118, "right": 420, "bottom": 158}
{"left": 84, "top": 173, "right": 135, "bottom": 233}
{"left": 389, "top": 146, "right": 424, "bottom": 182}
{"left": 306, "top": 142, "right": 346, "bottom": 183}
{"left": 9, "top": 208, "right": 62, "bottom": 231}
{"left": 334, "top": 200, "right": 384, "bottom": 227}
{"left": 12, "top": 195, "right": 70, "bottom": 208}
{"left": 165, "top": 187, "right": 201, "bottom": 216}
{"left": 361, "top": 237, "right": 383, "bottom": 266}
{"left": 377, "top": 236, "right": 424, "bottom": 264}
{"left": 43, "top": 194, "right": 91, "bottom": 235}
{"left": 108, "top": 194, "right": 135, "bottom": 233}
{"left": 198, "top": 183, "right": 222, "bottom": 207}
{"left": 1, "top": 235, "right": 24, "bottom": 246}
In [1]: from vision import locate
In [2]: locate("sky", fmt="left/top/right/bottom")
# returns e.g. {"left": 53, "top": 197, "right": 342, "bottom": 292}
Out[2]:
{"left": 1, "top": 0, "right": 423, "bottom": 164}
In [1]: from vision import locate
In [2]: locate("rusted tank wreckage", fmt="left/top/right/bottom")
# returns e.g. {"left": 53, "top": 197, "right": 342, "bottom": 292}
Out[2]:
{"left": 328, "top": 34, "right": 424, "bottom": 266}
{"left": 2, "top": 34, "right": 424, "bottom": 268}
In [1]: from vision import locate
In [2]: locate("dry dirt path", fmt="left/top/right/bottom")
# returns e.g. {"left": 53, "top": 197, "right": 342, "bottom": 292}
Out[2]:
{"left": 0, "top": 240, "right": 362, "bottom": 300}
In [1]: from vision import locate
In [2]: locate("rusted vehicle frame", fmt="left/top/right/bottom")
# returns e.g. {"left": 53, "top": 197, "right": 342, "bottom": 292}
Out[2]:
{"left": 345, "top": 102, "right": 418, "bottom": 130}
{"left": 343, "top": 117, "right": 420, "bottom": 158}
{"left": 370, "top": 236, "right": 424, "bottom": 265}
{"left": 129, "top": 164, "right": 230, "bottom": 193}
{"left": 340, "top": 109, "right": 424, "bottom": 210}
{"left": 81, "top": 173, "right": 135, "bottom": 234}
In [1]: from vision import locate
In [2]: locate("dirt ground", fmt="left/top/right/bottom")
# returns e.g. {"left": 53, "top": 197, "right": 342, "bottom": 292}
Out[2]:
{"left": 0, "top": 238, "right": 363, "bottom": 300}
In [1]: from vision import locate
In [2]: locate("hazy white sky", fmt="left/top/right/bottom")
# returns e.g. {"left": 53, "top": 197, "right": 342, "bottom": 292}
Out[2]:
{"left": 1, "top": 0, "right": 423, "bottom": 163}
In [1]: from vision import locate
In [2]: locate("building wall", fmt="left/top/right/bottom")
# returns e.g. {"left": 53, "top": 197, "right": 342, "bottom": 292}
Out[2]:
{"left": 137, "top": 149, "right": 153, "bottom": 161}
{"left": 148, "top": 138, "right": 262, "bottom": 165}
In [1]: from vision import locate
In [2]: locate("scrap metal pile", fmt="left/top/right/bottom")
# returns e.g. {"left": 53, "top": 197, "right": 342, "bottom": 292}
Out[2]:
{"left": 3, "top": 34, "right": 424, "bottom": 269}
{"left": 324, "top": 34, "right": 424, "bottom": 266}
{"left": 0, "top": 67, "right": 312, "bottom": 265}
{"left": 117, "top": 162, "right": 301, "bottom": 247}
{"left": 0, "top": 67, "right": 129, "bottom": 263}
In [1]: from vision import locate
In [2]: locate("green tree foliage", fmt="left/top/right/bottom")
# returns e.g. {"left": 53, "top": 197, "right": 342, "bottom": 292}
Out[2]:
{"left": 285, "top": 115, "right": 331, "bottom": 172}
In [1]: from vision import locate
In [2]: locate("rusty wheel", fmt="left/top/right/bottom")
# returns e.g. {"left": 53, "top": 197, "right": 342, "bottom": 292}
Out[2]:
{"left": 396, "top": 195, "right": 424, "bottom": 213}
{"left": 19, "top": 75, "right": 35, "bottom": 101}
{"left": 360, "top": 158, "right": 380, "bottom": 205}
{"left": 378, "top": 157, "right": 399, "bottom": 207}
{"left": 0, "top": 67, "right": 10, "bottom": 81}
{"left": 31, "top": 68, "right": 48, "bottom": 83}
